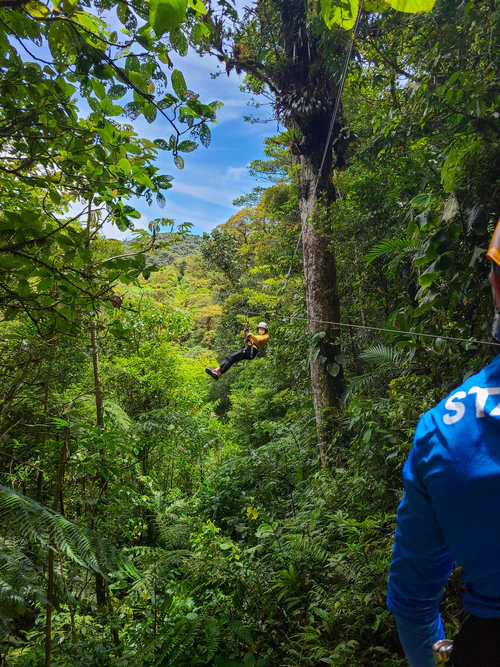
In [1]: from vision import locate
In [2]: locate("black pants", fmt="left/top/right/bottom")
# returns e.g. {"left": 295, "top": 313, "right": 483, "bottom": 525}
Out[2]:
{"left": 219, "top": 347, "right": 256, "bottom": 375}
{"left": 451, "top": 615, "right": 500, "bottom": 666}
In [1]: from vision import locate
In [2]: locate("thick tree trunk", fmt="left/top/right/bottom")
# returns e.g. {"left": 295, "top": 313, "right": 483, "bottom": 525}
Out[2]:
{"left": 298, "top": 157, "right": 343, "bottom": 466}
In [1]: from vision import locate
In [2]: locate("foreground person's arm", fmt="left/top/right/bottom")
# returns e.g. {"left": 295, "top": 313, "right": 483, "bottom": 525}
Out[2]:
{"left": 387, "top": 426, "right": 454, "bottom": 666}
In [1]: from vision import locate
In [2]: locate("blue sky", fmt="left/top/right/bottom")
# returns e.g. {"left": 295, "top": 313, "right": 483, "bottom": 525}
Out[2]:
{"left": 102, "top": 46, "right": 276, "bottom": 240}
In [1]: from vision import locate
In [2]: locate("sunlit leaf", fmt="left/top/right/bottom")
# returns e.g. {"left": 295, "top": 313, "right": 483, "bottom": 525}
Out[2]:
{"left": 187, "top": 0, "right": 206, "bottom": 14}
{"left": 150, "top": 0, "right": 187, "bottom": 37}
{"left": 25, "top": 1, "right": 49, "bottom": 17}
{"left": 321, "top": 0, "right": 359, "bottom": 30}
{"left": 386, "top": 0, "right": 436, "bottom": 12}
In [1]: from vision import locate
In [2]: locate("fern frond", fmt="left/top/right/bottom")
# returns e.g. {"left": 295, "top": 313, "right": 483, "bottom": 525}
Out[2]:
{"left": 0, "top": 485, "right": 140, "bottom": 582}
{"left": 365, "top": 237, "right": 421, "bottom": 266}
{"left": 360, "top": 345, "right": 401, "bottom": 365}
{"left": 0, "top": 546, "right": 49, "bottom": 610}
{"left": 204, "top": 619, "right": 222, "bottom": 660}
{"left": 228, "top": 620, "right": 255, "bottom": 646}
{"left": 0, "top": 485, "right": 101, "bottom": 573}
{"left": 344, "top": 372, "right": 383, "bottom": 401}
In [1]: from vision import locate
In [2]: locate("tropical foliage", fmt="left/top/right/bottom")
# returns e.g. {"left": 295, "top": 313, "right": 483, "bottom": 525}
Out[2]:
{"left": 1, "top": 0, "right": 499, "bottom": 665}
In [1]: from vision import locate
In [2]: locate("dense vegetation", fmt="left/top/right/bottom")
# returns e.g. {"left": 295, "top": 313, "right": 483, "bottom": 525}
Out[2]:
{"left": 1, "top": 0, "right": 499, "bottom": 665}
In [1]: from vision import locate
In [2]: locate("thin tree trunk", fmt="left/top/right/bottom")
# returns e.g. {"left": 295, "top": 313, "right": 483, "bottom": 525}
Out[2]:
{"left": 86, "top": 201, "right": 108, "bottom": 611}
{"left": 45, "top": 427, "right": 70, "bottom": 667}
{"left": 91, "top": 325, "right": 104, "bottom": 430}
{"left": 90, "top": 325, "right": 107, "bottom": 609}
{"left": 37, "top": 367, "right": 52, "bottom": 502}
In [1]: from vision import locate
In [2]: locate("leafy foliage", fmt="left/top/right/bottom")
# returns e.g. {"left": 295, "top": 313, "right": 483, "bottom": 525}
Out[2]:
{"left": 1, "top": 0, "right": 500, "bottom": 665}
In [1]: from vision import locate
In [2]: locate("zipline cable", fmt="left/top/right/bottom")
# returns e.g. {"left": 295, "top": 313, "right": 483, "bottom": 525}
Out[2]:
{"left": 244, "top": 310, "right": 500, "bottom": 348}
{"left": 316, "top": 0, "right": 364, "bottom": 189}
{"left": 275, "top": 3, "right": 365, "bottom": 309}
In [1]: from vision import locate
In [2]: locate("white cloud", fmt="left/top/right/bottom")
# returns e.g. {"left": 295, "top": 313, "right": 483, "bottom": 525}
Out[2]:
{"left": 156, "top": 199, "right": 230, "bottom": 233}
{"left": 226, "top": 166, "right": 246, "bottom": 180}
{"left": 100, "top": 213, "right": 150, "bottom": 240}
{"left": 171, "top": 181, "right": 235, "bottom": 207}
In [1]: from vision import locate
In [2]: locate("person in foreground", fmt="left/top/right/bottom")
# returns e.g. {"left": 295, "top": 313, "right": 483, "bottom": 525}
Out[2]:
{"left": 387, "top": 220, "right": 500, "bottom": 667}
{"left": 206, "top": 321, "right": 269, "bottom": 380}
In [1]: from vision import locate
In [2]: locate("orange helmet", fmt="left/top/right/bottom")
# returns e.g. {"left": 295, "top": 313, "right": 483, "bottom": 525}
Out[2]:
{"left": 487, "top": 218, "right": 500, "bottom": 267}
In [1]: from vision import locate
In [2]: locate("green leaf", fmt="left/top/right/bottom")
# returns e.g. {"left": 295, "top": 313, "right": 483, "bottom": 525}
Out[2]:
{"left": 413, "top": 239, "right": 438, "bottom": 267}
{"left": 37, "top": 278, "right": 53, "bottom": 292}
{"left": 174, "top": 154, "right": 184, "bottom": 169}
{"left": 17, "top": 279, "right": 30, "bottom": 297}
{"left": 150, "top": 0, "right": 187, "bottom": 36}
{"left": 200, "top": 124, "right": 211, "bottom": 148}
{"left": 327, "top": 362, "right": 340, "bottom": 377}
{"left": 118, "top": 158, "right": 131, "bottom": 175}
{"left": 154, "top": 138, "right": 169, "bottom": 150}
{"left": 192, "top": 22, "right": 211, "bottom": 41}
{"left": 99, "top": 97, "right": 123, "bottom": 116}
{"left": 91, "top": 79, "right": 106, "bottom": 100}
{"left": 108, "top": 84, "right": 127, "bottom": 100}
{"left": 169, "top": 27, "right": 188, "bottom": 55}
{"left": 160, "top": 93, "right": 178, "bottom": 109}
{"left": 243, "top": 653, "right": 256, "bottom": 667}
{"left": 49, "top": 190, "right": 61, "bottom": 205}
{"left": 25, "top": 0, "right": 50, "bottom": 18}
{"left": 187, "top": 0, "right": 206, "bottom": 12}
{"left": 410, "top": 193, "right": 431, "bottom": 209}
{"left": 143, "top": 102, "right": 157, "bottom": 123}
{"left": 171, "top": 69, "right": 187, "bottom": 99}
{"left": 125, "top": 54, "right": 140, "bottom": 73}
{"left": 321, "top": 0, "right": 359, "bottom": 30}
{"left": 177, "top": 140, "right": 197, "bottom": 153}
{"left": 385, "top": 0, "right": 436, "bottom": 12}
{"left": 418, "top": 270, "right": 439, "bottom": 288}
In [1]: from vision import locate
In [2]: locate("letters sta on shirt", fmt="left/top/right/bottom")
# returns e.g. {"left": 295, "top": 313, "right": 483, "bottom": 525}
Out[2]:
{"left": 444, "top": 386, "right": 500, "bottom": 425}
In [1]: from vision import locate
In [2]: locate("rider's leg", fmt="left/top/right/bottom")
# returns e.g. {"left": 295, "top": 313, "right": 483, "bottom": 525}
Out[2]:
{"left": 219, "top": 348, "right": 252, "bottom": 375}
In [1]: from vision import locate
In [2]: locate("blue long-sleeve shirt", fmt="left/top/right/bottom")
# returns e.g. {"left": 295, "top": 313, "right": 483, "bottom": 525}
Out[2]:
{"left": 387, "top": 353, "right": 500, "bottom": 666}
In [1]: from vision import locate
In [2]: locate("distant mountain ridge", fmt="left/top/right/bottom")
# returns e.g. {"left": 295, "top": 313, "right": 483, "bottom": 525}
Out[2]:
{"left": 122, "top": 233, "right": 203, "bottom": 268}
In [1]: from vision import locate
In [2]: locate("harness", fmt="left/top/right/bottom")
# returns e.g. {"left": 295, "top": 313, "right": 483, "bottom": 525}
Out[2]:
{"left": 243, "top": 317, "right": 267, "bottom": 357}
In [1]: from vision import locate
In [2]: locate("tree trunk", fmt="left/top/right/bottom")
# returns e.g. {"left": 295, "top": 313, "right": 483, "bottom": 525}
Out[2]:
{"left": 208, "top": 0, "right": 349, "bottom": 462}
{"left": 86, "top": 202, "right": 109, "bottom": 611}
{"left": 45, "top": 427, "right": 70, "bottom": 667}
{"left": 91, "top": 325, "right": 104, "bottom": 430}
{"left": 90, "top": 324, "right": 107, "bottom": 609}
{"left": 298, "top": 157, "right": 343, "bottom": 466}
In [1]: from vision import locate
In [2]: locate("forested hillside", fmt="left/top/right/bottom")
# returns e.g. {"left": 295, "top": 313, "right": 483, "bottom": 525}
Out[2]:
{"left": 122, "top": 234, "right": 203, "bottom": 268}
{"left": 1, "top": 0, "right": 499, "bottom": 665}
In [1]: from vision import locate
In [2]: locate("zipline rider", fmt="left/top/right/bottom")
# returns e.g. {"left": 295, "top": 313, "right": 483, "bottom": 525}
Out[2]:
{"left": 206, "top": 320, "right": 269, "bottom": 380}
{"left": 387, "top": 219, "right": 500, "bottom": 666}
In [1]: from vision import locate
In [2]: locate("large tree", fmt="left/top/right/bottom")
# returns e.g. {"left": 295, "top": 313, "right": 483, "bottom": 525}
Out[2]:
{"left": 201, "top": 0, "right": 353, "bottom": 463}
